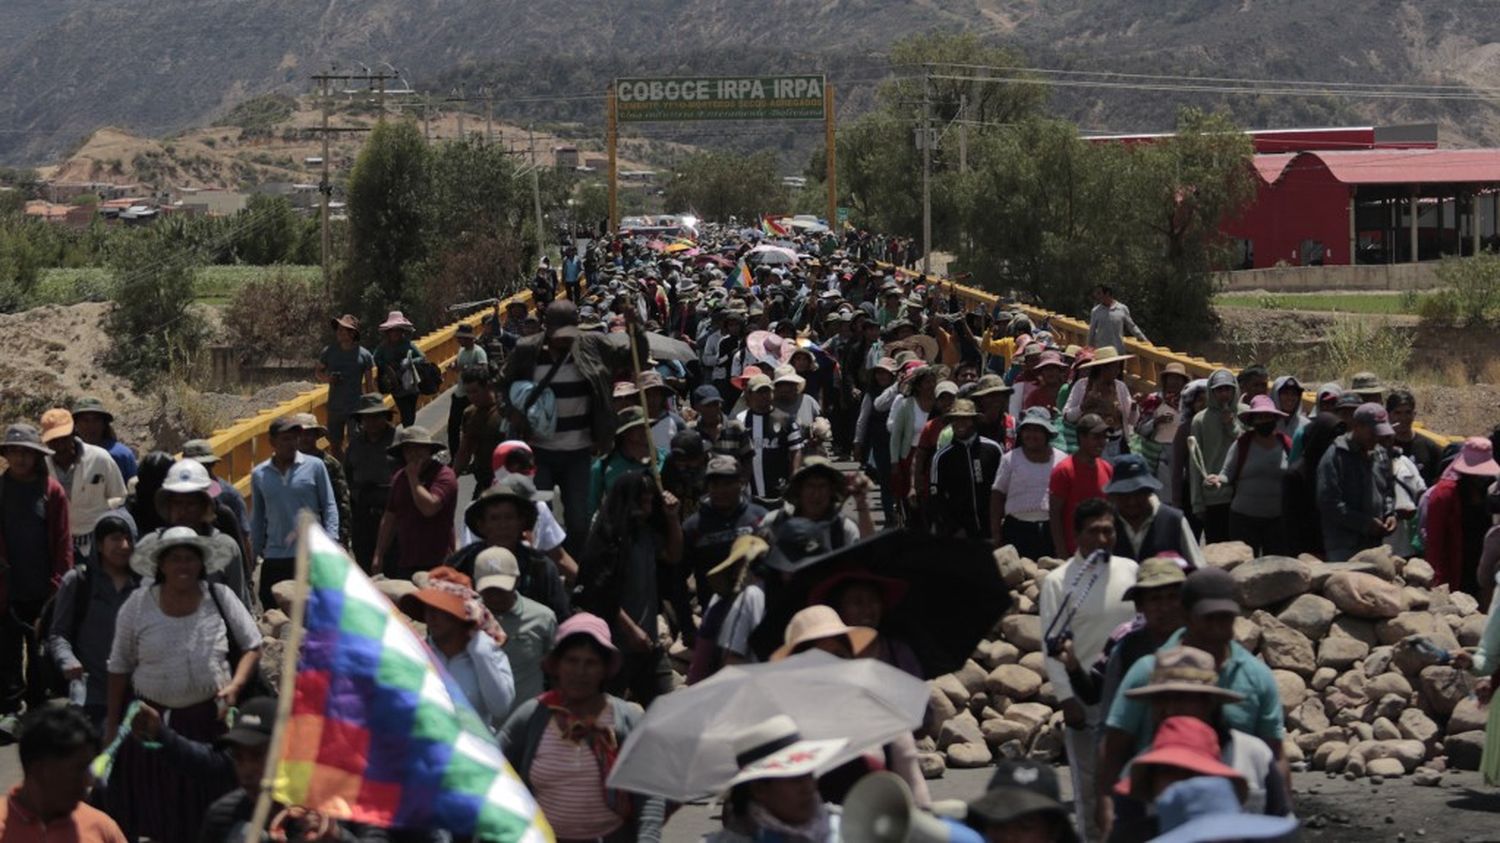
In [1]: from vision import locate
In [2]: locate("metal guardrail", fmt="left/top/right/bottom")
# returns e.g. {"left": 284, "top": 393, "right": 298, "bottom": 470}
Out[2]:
{"left": 889, "top": 265, "right": 1462, "bottom": 447}
{"left": 205, "top": 291, "right": 531, "bottom": 496}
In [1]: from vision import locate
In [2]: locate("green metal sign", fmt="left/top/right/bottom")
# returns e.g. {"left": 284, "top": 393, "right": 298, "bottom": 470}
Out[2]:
{"left": 836, "top": 207, "right": 850, "bottom": 224}
{"left": 614, "top": 75, "right": 826, "bottom": 123}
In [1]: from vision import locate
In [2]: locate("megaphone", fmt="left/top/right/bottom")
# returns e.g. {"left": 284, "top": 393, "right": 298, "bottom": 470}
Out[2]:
{"left": 843, "top": 772, "right": 984, "bottom": 843}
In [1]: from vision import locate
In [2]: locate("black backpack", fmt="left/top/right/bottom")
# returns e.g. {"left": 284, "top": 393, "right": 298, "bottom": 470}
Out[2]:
{"left": 34, "top": 564, "right": 98, "bottom": 698}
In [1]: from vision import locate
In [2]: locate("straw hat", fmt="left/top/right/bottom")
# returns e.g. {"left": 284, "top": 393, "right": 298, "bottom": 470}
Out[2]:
{"left": 1123, "top": 646, "right": 1244, "bottom": 703}
{"left": 726, "top": 715, "right": 849, "bottom": 788}
{"left": 1079, "top": 346, "right": 1134, "bottom": 369}
{"left": 770, "top": 605, "right": 877, "bottom": 661}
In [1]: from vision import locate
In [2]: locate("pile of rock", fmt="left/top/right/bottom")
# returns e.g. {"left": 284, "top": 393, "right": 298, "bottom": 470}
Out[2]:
{"left": 916, "top": 543, "right": 1494, "bottom": 785}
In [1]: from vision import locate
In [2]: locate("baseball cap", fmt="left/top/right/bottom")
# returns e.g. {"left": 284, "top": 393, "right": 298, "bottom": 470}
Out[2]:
{"left": 934, "top": 380, "right": 959, "bottom": 399}
{"left": 1076, "top": 413, "right": 1109, "bottom": 435}
{"left": 1104, "top": 453, "right": 1162, "bottom": 495}
{"left": 746, "top": 374, "right": 773, "bottom": 392}
{"left": 216, "top": 696, "right": 277, "bottom": 749}
{"left": 692, "top": 385, "right": 724, "bottom": 406}
{"left": 1016, "top": 407, "right": 1056, "bottom": 435}
{"left": 1353, "top": 402, "right": 1395, "bottom": 436}
{"left": 1335, "top": 392, "right": 1364, "bottom": 410}
{"left": 706, "top": 455, "right": 741, "bottom": 478}
{"left": 1181, "top": 568, "right": 1240, "bottom": 616}
{"left": 543, "top": 300, "right": 581, "bottom": 339}
{"left": 967, "top": 761, "right": 1074, "bottom": 835}
{"left": 268, "top": 416, "right": 305, "bottom": 437}
{"left": 473, "top": 547, "right": 521, "bottom": 593}
{"left": 180, "top": 439, "right": 220, "bottom": 465}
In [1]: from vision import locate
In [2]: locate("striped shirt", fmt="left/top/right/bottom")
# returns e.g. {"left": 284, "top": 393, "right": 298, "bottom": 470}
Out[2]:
{"left": 532, "top": 357, "right": 592, "bottom": 452}
{"left": 528, "top": 706, "right": 623, "bottom": 839}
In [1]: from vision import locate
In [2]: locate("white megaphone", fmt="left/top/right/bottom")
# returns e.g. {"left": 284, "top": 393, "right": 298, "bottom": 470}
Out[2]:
{"left": 842, "top": 771, "right": 984, "bottom": 843}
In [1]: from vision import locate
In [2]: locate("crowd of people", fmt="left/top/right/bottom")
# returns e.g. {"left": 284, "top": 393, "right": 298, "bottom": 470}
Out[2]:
{"left": 3, "top": 220, "right": 1500, "bottom": 843}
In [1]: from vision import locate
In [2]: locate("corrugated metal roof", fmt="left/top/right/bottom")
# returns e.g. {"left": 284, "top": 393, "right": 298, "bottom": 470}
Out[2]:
{"left": 1253, "top": 154, "right": 1296, "bottom": 184}
{"left": 1301, "top": 149, "right": 1500, "bottom": 185}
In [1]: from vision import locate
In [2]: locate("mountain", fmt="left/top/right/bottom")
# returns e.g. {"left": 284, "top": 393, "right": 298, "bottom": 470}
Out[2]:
{"left": 6, "top": 0, "right": 1500, "bottom": 165}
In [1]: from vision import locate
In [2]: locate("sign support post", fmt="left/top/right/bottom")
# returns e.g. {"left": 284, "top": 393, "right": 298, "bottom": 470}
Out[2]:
{"left": 607, "top": 84, "right": 619, "bottom": 233}
{"left": 825, "top": 82, "right": 837, "bottom": 231}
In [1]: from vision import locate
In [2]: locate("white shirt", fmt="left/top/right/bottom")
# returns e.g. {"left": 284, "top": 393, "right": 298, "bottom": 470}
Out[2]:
{"left": 992, "top": 447, "right": 1066, "bottom": 521}
{"left": 1037, "top": 553, "right": 1138, "bottom": 704}
{"left": 107, "top": 582, "right": 262, "bottom": 709}
{"left": 47, "top": 439, "right": 126, "bottom": 536}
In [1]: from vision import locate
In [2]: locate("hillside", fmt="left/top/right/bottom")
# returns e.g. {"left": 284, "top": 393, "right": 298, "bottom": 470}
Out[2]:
{"left": 6, "top": 1, "right": 1500, "bottom": 164}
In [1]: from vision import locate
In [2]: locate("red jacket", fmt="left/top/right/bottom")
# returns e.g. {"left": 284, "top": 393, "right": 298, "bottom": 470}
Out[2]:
{"left": 1423, "top": 477, "right": 1463, "bottom": 588}
{"left": 0, "top": 472, "right": 73, "bottom": 612}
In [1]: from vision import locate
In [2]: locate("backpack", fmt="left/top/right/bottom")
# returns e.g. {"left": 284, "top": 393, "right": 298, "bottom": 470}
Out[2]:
{"left": 35, "top": 564, "right": 96, "bottom": 698}
{"left": 206, "top": 583, "right": 276, "bottom": 701}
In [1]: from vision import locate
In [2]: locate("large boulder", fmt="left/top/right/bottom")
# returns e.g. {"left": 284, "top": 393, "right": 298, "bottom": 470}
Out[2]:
{"left": 1449, "top": 696, "right": 1490, "bottom": 734}
{"left": 955, "top": 660, "right": 990, "bottom": 697}
{"left": 1446, "top": 731, "right": 1487, "bottom": 771}
{"left": 1257, "top": 615, "right": 1316, "bottom": 677}
{"left": 1309, "top": 560, "right": 1378, "bottom": 591}
{"left": 1376, "top": 612, "right": 1461, "bottom": 650}
{"left": 1418, "top": 665, "right": 1469, "bottom": 717}
{"left": 1310, "top": 666, "right": 1338, "bottom": 692}
{"left": 1348, "top": 545, "right": 1402, "bottom": 580}
{"left": 1324, "top": 571, "right": 1404, "bottom": 620}
{"left": 986, "top": 665, "right": 1042, "bottom": 701}
{"left": 1202, "top": 541, "right": 1254, "bottom": 571}
{"left": 934, "top": 674, "right": 970, "bottom": 710}
{"left": 945, "top": 742, "right": 993, "bottom": 768}
{"left": 1402, "top": 558, "right": 1436, "bottom": 588}
{"left": 982, "top": 718, "right": 1033, "bottom": 747}
{"left": 1000, "top": 615, "right": 1043, "bottom": 653}
{"left": 1398, "top": 708, "right": 1440, "bottom": 745}
{"left": 1458, "top": 615, "right": 1487, "bottom": 648}
{"left": 925, "top": 685, "right": 960, "bottom": 736}
{"left": 1272, "top": 670, "right": 1308, "bottom": 709}
{"left": 1289, "top": 697, "right": 1330, "bottom": 733}
{"left": 975, "top": 639, "right": 1021, "bottom": 670}
{"left": 994, "top": 545, "right": 1027, "bottom": 587}
{"left": 1354, "top": 738, "right": 1426, "bottom": 772}
{"left": 1366, "top": 672, "right": 1414, "bottom": 700}
{"left": 1317, "top": 636, "right": 1369, "bottom": 670}
{"left": 939, "top": 711, "right": 984, "bottom": 749}
{"left": 1278, "top": 594, "right": 1338, "bottom": 640}
{"left": 1233, "top": 616, "right": 1263, "bottom": 652}
{"left": 1002, "top": 702, "right": 1054, "bottom": 732}
{"left": 1331, "top": 616, "right": 1380, "bottom": 648}
{"left": 1233, "top": 556, "right": 1313, "bottom": 608}
{"left": 917, "top": 752, "right": 946, "bottom": 779}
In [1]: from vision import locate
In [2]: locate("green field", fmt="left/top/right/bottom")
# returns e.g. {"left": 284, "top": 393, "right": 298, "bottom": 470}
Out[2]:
{"left": 34, "top": 265, "right": 321, "bottom": 306}
{"left": 1214, "top": 291, "right": 1429, "bottom": 315}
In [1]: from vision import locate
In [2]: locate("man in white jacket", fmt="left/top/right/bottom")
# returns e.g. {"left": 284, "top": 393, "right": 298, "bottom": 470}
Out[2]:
{"left": 1037, "top": 496, "right": 1139, "bottom": 841}
{"left": 39, "top": 408, "right": 125, "bottom": 560}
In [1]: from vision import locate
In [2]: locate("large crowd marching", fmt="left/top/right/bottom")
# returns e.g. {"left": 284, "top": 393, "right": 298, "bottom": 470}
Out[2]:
{"left": 4, "top": 221, "right": 1500, "bottom": 843}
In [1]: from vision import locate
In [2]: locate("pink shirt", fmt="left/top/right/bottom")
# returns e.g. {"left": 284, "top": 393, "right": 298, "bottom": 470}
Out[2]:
{"left": 528, "top": 707, "right": 623, "bottom": 838}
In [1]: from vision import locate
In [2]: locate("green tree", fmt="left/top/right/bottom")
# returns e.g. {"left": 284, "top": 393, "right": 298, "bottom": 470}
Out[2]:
{"left": 664, "top": 151, "right": 783, "bottom": 222}
{"left": 1435, "top": 251, "right": 1500, "bottom": 325}
{"left": 234, "top": 194, "right": 302, "bottom": 264}
{"left": 0, "top": 219, "right": 43, "bottom": 312}
{"left": 340, "top": 119, "right": 431, "bottom": 332}
{"left": 102, "top": 228, "right": 208, "bottom": 387}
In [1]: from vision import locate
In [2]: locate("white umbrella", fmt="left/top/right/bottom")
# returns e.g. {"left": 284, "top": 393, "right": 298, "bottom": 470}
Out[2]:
{"left": 745, "top": 244, "right": 799, "bottom": 265}
{"left": 606, "top": 651, "right": 927, "bottom": 801}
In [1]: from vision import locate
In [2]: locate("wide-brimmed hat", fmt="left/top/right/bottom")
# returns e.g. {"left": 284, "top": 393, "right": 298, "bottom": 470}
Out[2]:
{"left": 1075, "top": 413, "right": 1110, "bottom": 436}
{"left": 947, "top": 398, "right": 979, "bottom": 419}
{"left": 744, "top": 373, "right": 774, "bottom": 393}
{"left": 1152, "top": 777, "right": 1299, "bottom": 843}
{"left": 1080, "top": 346, "right": 1134, "bottom": 370}
{"left": 706, "top": 534, "right": 770, "bottom": 597}
{"left": 38, "top": 408, "right": 74, "bottom": 443}
{"left": 726, "top": 715, "right": 849, "bottom": 788}
{"left": 180, "top": 439, "right": 219, "bottom": 465}
{"left": 772, "top": 365, "right": 805, "bottom": 388}
{"left": 464, "top": 476, "right": 540, "bottom": 533}
{"left": 158, "top": 458, "right": 212, "bottom": 496}
{"left": 352, "top": 394, "right": 392, "bottom": 416}
{"left": 1105, "top": 453, "right": 1162, "bottom": 495}
{"left": 398, "top": 569, "right": 474, "bottom": 626}
{"left": 934, "top": 380, "right": 960, "bottom": 399}
{"left": 637, "top": 370, "right": 670, "bottom": 393}
{"left": 615, "top": 406, "right": 648, "bottom": 437}
{"left": 1, "top": 424, "right": 53, "bottom": 456}
{"left": 1237, "top": 394, "right": 1287, "bottom": 422}
{"left": 969, "top": 374, "right": 1012, "bottom": 398}
{"left": 1350, "top": 371, "right": 1386, "bottom": 397}
{"left": 71, "top": 396, "right": 114, "bottom": 423}
{"left": 807, "top": 569, "right": 909, "bottom": 613}
{"left": 1016, "top": 407, "right": 1056, "bottom": 436}
{"left": 885, "top": 335, "right": 939, "bottom": 363}
{"left": 386, "top": 425, "right": 445, "bottom": 458}
{"left": 330, "top": 314, "right": 360, "bottom": 334}
{"left": 135, "top": 526, "right": 225, "bottom": 578}
{"left": 1453, "top": 437, "right": 1500, "bottom": 477}
{"left": 1033, "top": 351, "right": 1068, "bottom": 371}
{"left": 545, "top": 612, "right": 622, "bottom": 677}
{"left": 1119, "top": 716, "right": 1247, "bottom": 802}
{"left": 612, "top": 379, "right": 641, "bottom": 399}
{"left": 1124, "top": 646, "right": 1243, "bottom": 702}
{"left": 967, "top": 761, "right": 1076, "bottom": 838}
{"left": 1124, "top": 556, "right": 1189, "bottom": 600}
{"left": 473, "top": 547, "right": 521, "bottom": 593}
{"left": 1159, "top": 362, "right": 1189, "bottom": 384}
{"left": 378, "top": 310, "right": 414, "bottom": 332}
{"left": 787, "top": 456, "right": 844, "bottom": 495}
{"left": 771, "top": 605, "right": 878, "bottom": 662}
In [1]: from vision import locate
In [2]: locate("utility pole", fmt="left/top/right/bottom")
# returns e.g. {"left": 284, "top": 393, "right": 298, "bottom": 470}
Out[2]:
{"left": 454, "top": 85, "right": 465, "bottom": 141}
{"left": 530, "top": 124, "right": 546, "bottom": 260}
{"left": 958, "top": 93, "right": 968, "bottom": 174}
{"left": 921, "top": 65, "right": 932, "bottom": 275}
{"left": 423, "top": 93, "right": 432, "bottom": 143}
{"left": 484, "top": 87, "right": 494, "bottom": 145}
{"left": 319, "top": 74, "right": 332, "bottom": 288}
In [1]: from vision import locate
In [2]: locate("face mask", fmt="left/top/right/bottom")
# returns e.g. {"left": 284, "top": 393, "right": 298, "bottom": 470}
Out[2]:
{"left": 1252, "top": 421, "right": 1276, "bottom": 437}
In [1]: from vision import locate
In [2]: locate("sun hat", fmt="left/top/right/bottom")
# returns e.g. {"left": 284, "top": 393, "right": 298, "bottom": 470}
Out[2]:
{"left": 1237, "top": 394, "right": 1287, "bottom": 422}
{"left": 1150, "top": 776, "right": 1299, "bottom": 843}
{"left": 378, "top": 310, "right": 414, "bottom": 332}
{"left": 761, "top": 517, "right": 833, "bottom": 574}
{"left": 137, "top": 526, "right": 224, "bottom": 578}
{"left": 745, "top": 374, "right": 774, "bottom": 393}
{"left": 473, "top": 547, "right": 521, "bottom": 593}
{"left": 969, "top": 374, "right": 1013, "bottom": 398}
{"left": 966, "top": 761, "right": 1076, "bottom": 838}
{"left": 352, "top": 394, "right": 392, "bottom": 416}
{"left": 1335, "top": 392, "right": 1364, "bottom": 410}
{"left": 706, "top": 534, "right": 771, "bottom": 597}
{"left": 726, "top": 715, "right": 849, "bottom": 788}
{"left": 637, "top": 370, "right": 671, "bottom": 393}
{"left": 386, "top": 425, "right": 446, "bottom": 458}
{"left": 1159, "top": 362, "right": 1189, "bottom": 384}
{"left": 772, "top": 366, "right": 806, "bottom": 387}
{"left": 947, "top": 398, "right": 979, "bottom": 419}
{"left": 71, "top": 396, "right": 114, "bottom": 423}
{"left": 399, "top": 568, "right": 500, "bottom": 642}
{"left": 1124, "top": 557, "right": 1190, "bottom": 600}
{"left": 216, "top": 696, "right": 278, "bottom": 749}
{"left": 463, "top": 475, "right": 540, "bottom": 533}
{"left": 545, "top": 612, "right": 622, "bottom": 677}
{"left": 38, "top": 408, "right": 74, "bottom": 443}
{"left": 615, "top": 406, "right": 649, "bottom": 437}
{"left": 1080, "top": 346, "right": 1135, "bottom": 369}
{"left": 771, "top": 605, "right": 878, "bottom": 661}
{"left": 330, "top": 314, "right": 360, "bottom": 333}
{"left": 1181, "top": 568, "right": 1240, "bottom": 617}
{"left": 289, "top": 412, "right": 327, "bottom": 434}
{"left": 1352, "top": 403, "right": 1395, "bottom": 436}
{"left": 1452, "top": 437, "right": 1500, "bottom": 477}
{"left": 1016, "top": 407, "right": 1056, "bottom": 435}
{"left": 1118, "top": 716, "right": 1247, "bottom": 802}
{"left": 1, "top": 424, "right": 54, "bottom": 456}
{"left": 1350, "top": 371, "right": 1387, "bottom": 398}
{"left": 1104, "top": 453, "right": 1162, "bottom": 495}
{"left": 1033, "top": 351, "right": 1068, "bottom": 371}
{"left": 787, "top": 455, "right": 845, "bottom": 494}
{"left": 543, "top": 300, "right": 581, "bottom": 339}
{"left": 1124, "top": 646, "right": 1244, "bottom": 703}
{"left": 612, "top": 380, "right": 641, "bottom": 399}
{"left": 180, "top": 439, "right": 220, "bottom": 466}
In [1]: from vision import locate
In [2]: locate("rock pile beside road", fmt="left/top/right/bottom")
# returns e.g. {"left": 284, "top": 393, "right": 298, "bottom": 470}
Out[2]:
{"left": 917, "top": 542, "right": 1493, "bottom": 784}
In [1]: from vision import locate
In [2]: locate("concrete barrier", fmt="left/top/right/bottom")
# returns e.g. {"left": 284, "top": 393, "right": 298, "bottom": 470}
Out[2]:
{"left": 1218, "top": 263, "right": 1443, "bottom": 293}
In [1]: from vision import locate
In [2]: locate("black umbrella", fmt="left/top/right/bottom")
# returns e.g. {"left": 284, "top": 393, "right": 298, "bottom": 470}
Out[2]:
{"left": 749, "top": 529, "right": 1011, "bottom": 678}
{"left": 601, "top": 330, "right": 696, "bottom": 362}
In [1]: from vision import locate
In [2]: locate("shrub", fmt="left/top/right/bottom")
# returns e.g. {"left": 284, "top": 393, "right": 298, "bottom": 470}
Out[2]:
{"left": 223, "top": 269, "right": 330, "bottom": 363}
{"left": 1435, "top": 252, "right": 1500, "bottom": 324}
{"left": 102, "top": 229, "right": 209, "bottom": 388}
{"left": 1417, "top": 290, "right": 1461, "bottom": 326}
{"left": 1323, "top": 318, "right": 1412, "bottom": 382}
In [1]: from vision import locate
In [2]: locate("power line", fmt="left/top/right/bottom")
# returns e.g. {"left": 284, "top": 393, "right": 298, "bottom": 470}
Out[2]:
{"left": 925, "top": 61, "right": 1500, "bottom": 96}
